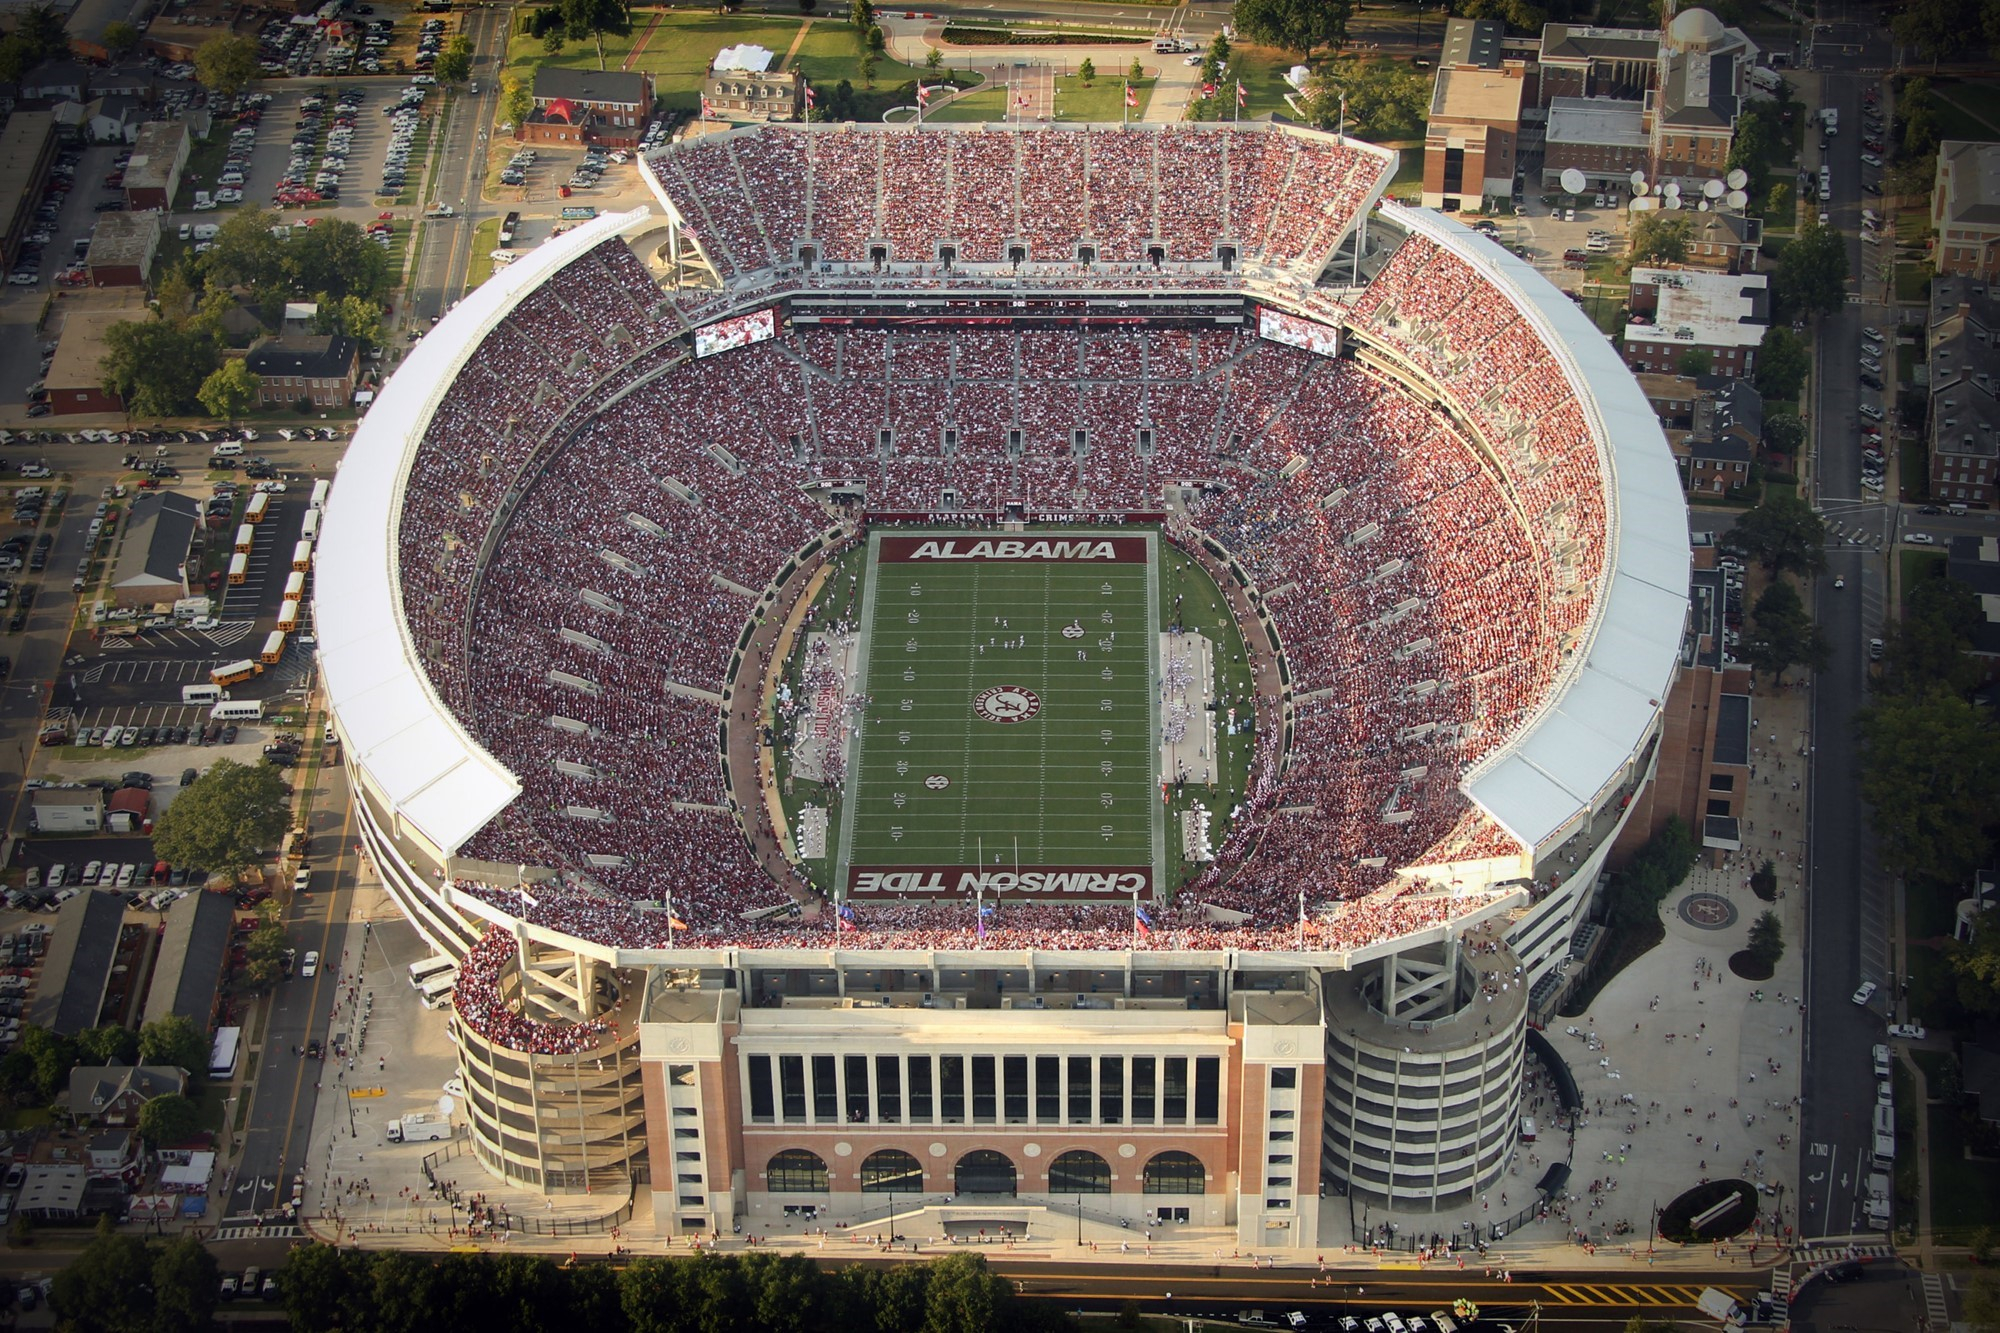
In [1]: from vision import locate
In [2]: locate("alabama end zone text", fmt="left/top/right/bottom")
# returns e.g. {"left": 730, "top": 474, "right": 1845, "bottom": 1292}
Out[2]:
{"left": 847, "top": 866, "right": 1155, "bottom": 899}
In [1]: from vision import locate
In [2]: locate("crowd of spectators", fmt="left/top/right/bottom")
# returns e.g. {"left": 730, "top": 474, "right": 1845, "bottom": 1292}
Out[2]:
{"left": 384, "top": 212, "right": 1615, "bottom": 958}
{"left": 643, "top": 123, "right": 1385, "bottom": 280}
{"left": 451, "top": 925, "right": 616, "bottom": 1054}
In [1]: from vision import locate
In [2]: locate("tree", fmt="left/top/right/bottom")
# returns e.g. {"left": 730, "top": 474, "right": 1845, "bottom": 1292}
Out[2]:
{"left": 1883, "top": 573, "right": 1986, "bottom": 697}
{"left": 1234, "top": 0, "right": 1351, "bottom": 58}
{"left": 501, "top": 72, "right": 533, "bottom": 128}
{"left": 287, "top": 219, "right": 391, "bottom": 303}
{"left": 149, "top": 758, "right": 291, "bottom": 880}
{"left": 1892, "top": 0, "right": 1974, "bottom": 67}
{"left": 1775, "top": 220, "right": 1850, "bottom": 321}
{"left": 1764, "top": 181, "right": 1792, "bottom": 218}
{"left": 850, "top": 0, "right": 874, "bottom": 28}
{"left": 1078, "top": 57, "right": 1096, "bottom": 86}
{"left": 100, "top": 20, "right": 142, "bottom": 58}
{"left": 100, "top": 319, "right": 219, "bottom": 418}
{"left": 136, "top": 1093, "right": 202, "bottom": 1148}
{"left": 1762, "top": 411, "right": 1805, "bottom": 456}
{"left": 244, "top": 912, "right": 288, "bottom": 991}
{"left": 1857, "top": 691, "right": 2000, "bottom": 883}
{"left": 1299, "top": 57, "right": 1429, "bottom": 141}
{"left": 279, "top": 1244, "right": 373, "bottom": 1333}
{"left": 198, "top": 359, "right": 259, "bottom": 422}
{"left": 315, "top": 293, "right": 386, "bottom": 351}
{"left": 859, "top": 52, "right": 878, "bottom": 88}
{"left": 139, "top": 1014, "right": 210, "bottom": 1075}
{"left": 921, "top": 1252, "right": 1014, "bottom": 1333}
{"left": 150, "top": 1235, "right": 221, "bottom": 1333}
{"left": 1947, "top": 908, "right": 2000, "bottom": 1023}
{"left": 925, "top": 46, "right": 942, "bottom": 71}
{"left": 1742, "top": 579, "right": 1829, "bottom": 684}
{"left": 1753, "top": 326, "right": 1811, "bottom": 402}
{"left": 1677, "top": 348, "right": 1713, "bottom": 378}
{"left": 436, "top": 33, "right": 474, "bottom": 85}
{"left": 49, "top": 1220, "right": 154, "bottom": 1333}
{"left": 559, "top": 0, "right": 629, "bottom": 69}
{"left": 193, "top": 33, "right": 259, "bottom": 97}
{"left": 1722, "top": 494, "right": 1825, "bottom": 577}
{"left": 74, "top": 1025, "right": 139, "bottom": 1067}
{"left": 543, "top": 30, "right": 566, "bottom": 56}
{"left": 16, "top": 1026, "right": 77, "bottom": 1102}
{"left": 865, "top": 22, "right": 886, "bottom": 53}
{"left": 1746, "top": 910, "right": 1785, "bottom": 967}
{"left": 1129, "top": 56, "right": 1145, "bottom": 81}
{"left": 1627, "top": 211, "right": 1694, "bottom": 267}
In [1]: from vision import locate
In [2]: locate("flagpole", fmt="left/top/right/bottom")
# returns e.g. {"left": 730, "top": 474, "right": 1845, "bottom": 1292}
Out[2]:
{"left": 1234, "top": 78, "right": 1241, "bottom": 124}
{"left": 1131, "top": 887, "right": 1139, "bottom": 949}
{"left": 1122, "top": 82, "right": 1128, "bottom": 129}
{"left": 1295, "top": 889, "right": 1305, "bottom": 952}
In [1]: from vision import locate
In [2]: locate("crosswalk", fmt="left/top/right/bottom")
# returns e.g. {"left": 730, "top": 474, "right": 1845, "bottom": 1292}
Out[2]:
{"left": 1923, "top": 1270, "right": 1948, "bottom": 1327}
{"left": 212, "top": 1222, "right": 304, "bottom": 1242}
{"left": 1538, "top": 1283, "right": 1749, "bottom": 1308}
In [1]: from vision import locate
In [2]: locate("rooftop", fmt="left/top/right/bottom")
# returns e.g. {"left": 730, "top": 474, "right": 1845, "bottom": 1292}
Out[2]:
{"left": 0, "top": 112, "right": 57, "bottom": 259}
{"left": 45, "top": 294, "right": 149, "bottom": 393}
{"left": 1429, "top": 64, "right": 1527, "bottom": 125}
{"left": 245, "top": 334, "right": 358, "bottom": 382}
{"left": 112, "top": 491, "right": 202, "bottom": 589}
{"left": 533, "top": 65, "right": 650, "bottom": 107}
{"left": 1938, "top": 142, "right": 2000, "bottom": 229}
{"left": 1658, "top": 50, "right": 1741, "bottom": 130}
{"left": 712, "top": 43, "right": 776, "bottom": 73}
{"left": 1546, "top": 95, "right": 1649, "bottom": 148}
{"left": 1946, "top": 537, "right": 2000, "bottom": 656}
{"left": 86, "top": 210, "right": 162, "bottom": 270}
{"left": 1626, "top": 266, "right": 1769, "bottom": 350}
{"left": 123, "top": 120, "right": 187, "bottom": 192}
{"left": 1440, "top": 17, "right": 1507, "bottom": 69}
{"left": 1539, "top": 22, "right": 1660, "bottom": 64}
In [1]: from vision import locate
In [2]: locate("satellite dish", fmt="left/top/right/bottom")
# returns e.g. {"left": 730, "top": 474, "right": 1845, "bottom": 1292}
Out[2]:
{"left": 1664, "top": 195, "right": 1682, "bottom": 209}
{"left": 1698, "top": 199, "right": 1712, "bottom": 210}
{"left": 1663, "top": 181, "right": 1682, "bottom": 199}
{"left": 1726, "top": 189, "right": 1749, "bottom": 210}
{"left": 1560, "top": 167, "right": 1587, "bottom": 196}
{"left": 1726, "top": 167, "right": 1749, "bottom": 190}
{"left": 1631, "top": 169, "right": 1648, "bottom": 190}
{"left": 1630, "top": 196, "right": 1657, "bottom": 212}
{"left": 1703, "top": 178, "right": 1726, "bottom": 199}
{"left": 437, "top": 1094, "right": 456, "bottom": 1115}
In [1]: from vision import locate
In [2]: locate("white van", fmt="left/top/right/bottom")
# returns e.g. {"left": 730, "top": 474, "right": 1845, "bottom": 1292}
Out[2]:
{"left": 212, "top": 440, "right": 243, "bottom": 456}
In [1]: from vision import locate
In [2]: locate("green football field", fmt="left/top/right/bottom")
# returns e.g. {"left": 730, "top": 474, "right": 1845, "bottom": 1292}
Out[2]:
{"left": 835, "top": 531, "right": 1164, "bottom": 899}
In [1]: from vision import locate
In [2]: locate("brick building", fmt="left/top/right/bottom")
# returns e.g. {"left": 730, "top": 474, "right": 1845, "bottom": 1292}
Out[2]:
{"left": 523, "top": 67, "right": 654, "bottom": 148}
{"left": 84, "top": 210, "right": 160, "bottom": 287}
{"left": 245, "top": 335, "right": 360, "bottom": 408}
{"left": 122, "top": 120, "right": 189, "bottom": 212}
{"left": 1537, "top": 23, "right": 1658, "bottom": 104}
{"left": 703, "top": 44, "right": 804, "bottom": 124}
{"left": 1623, "top": 266, "right": 1768, "bottom": 379}
{"left": 1934, "top": 141, "right": 2000, "bottom": 281}
{"left": 1928, "top": 276, "right": 2000, "bottom": 509}
{"left": 1421, "top": 21, "right": 1529, "bottom": 211}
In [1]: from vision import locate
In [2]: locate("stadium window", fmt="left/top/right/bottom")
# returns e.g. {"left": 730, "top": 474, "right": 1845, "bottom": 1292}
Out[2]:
{"left": 1194, "top": 1057, "right": 1220, "bottom": 1124}
{"left": 674, "top": 1127, "right": 699, "bottom": 1139}
{"left": 1271, "top": 1066, "right": 1298, "bottom": 1091}
{"left": 860, "top": 1148, "right": 923, "bottom": 1192}
{"left": 1048, "top": 1149, "right": 1112, "bottom": 1194}
{"left": 768, "top": 1148, "right": 829, "bottom": 1192}
{"left": 778, "top": 1055, "right": 806, "bottom": 1123}
{"left": 812, "top": 1054, "right": 838, "bottom": 1121}
{"left": 909, "top": 1056, "right": 934, "bottom": 1121}
{"left": 972, "top": 1055, "right": 997, "bottom": 1123}
{"left": 845, "top": 1054, "right": 870, "bottom": 1122}
{"left": 1132, "top": 1056, "right": 1156, "bottom": 1123}
{"left": 1099, "top": 1055, "right": 1124, "bottom": 1124}
{"left": 876, "top": 1054, "right": 901, "bottom": 1123}
{"left": 1036, "top": 1056, "right": 1060, "bottom": 1121}
{"left": 670, "top": 1064, "right": 695, "bottom": 1086}
{"left": 1003, "top": 1055, "right": 1028, "bottom": 1124}
{"left": 940, "top": 1055, "right": 965, "bottom": 1123}
{"left": 748, "top": 1055, "right": 774, "bottom": 1123}
{"left": 1266, "top": 1197, "right": 1292, "bottom": 1210}
{"left": 1163, "top": 1056, "right": 1187, "bottom": 1122}
{"left": 1143, "top": 1150, "right": 1206, "bottom": 1194}
{"left": 1068, "top": 1055, "right": 1093, "bottom": 1122}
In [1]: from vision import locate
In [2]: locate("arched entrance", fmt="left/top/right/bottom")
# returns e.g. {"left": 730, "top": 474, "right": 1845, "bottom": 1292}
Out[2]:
{"left": 954, "top": 1149, "right": 1017, "bottom": 1196}
{"left": 1047, "top": 1149, "right": 1112, "bottom": 1194}
{"left": 860, "top": 1148, "right": 924, "bottom": 1192}
{"left": 1143, "top": 1150, "right": 1206, "bottom": 1194}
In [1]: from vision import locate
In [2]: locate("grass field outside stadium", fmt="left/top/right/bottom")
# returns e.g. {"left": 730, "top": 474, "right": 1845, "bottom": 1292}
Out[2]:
{"left": 835, "top": 530, "right": 1164, "bottom": 904}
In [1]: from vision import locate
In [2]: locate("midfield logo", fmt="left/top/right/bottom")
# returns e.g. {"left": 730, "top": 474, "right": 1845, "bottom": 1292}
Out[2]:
{"left": 910, "top": 539, "right": 1119, "bottom": 561}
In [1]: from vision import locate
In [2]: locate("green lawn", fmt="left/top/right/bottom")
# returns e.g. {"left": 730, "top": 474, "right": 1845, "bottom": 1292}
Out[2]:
{"left": 1052, "top": 74, "right": 1155, "bottom": 122}
{"left": 1900, "top": 549, "right": 1946, "bottom": 600}
{"left": 1932, "top": 79, "right": 2000, "bottom": 142}
{"left": 466, "top": 217, "right": 503, "bottom": 289}
{"left": 923, "top": 87, "right": 1011, "bottom": 123}
{"left": 1220, "top": 44, "right": 1305, "bottom": 121}
{"left": 1898, "top": 432, "right": 1930, "bottom": 503}
{"left": 511, "top": 14, "right": 812, "bottom": 115}
{"left": 1923, "top": 1100, "right": 2000, "bottom": 1243}
{"left": 788, "top": 20, "right": 936, "bottom": 100}
{"left": 832, "top": 531, "right": 1163, "bottom": 896}
{"left": 1896, "top": 258, "right": 1933, "bottom": 304}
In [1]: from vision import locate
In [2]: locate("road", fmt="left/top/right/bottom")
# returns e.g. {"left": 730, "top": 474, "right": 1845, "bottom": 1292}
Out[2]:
{"left": 1795, "top": 14, "right": 1901, "bottom": 1241}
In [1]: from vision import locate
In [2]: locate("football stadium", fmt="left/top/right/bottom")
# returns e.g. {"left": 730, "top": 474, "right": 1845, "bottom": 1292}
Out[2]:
{"left": 315, "top": 120, "right": 1690, "bottom": 1247}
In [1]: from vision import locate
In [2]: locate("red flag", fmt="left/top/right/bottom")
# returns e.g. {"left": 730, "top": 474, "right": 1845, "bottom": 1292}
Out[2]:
{"left": 1125, "top": 83, "right": 1137, "bottom": 108}
{"left": 804, "top": 85, "right": 816, "bottom": 106}
{"left": 917, "top": 83, "right": 932, "bottom": 105}
{"left": 1236, "top": 81, "right": 1247, "bottom": 107}
{"left": 1202, "top": 82, "right": 1217, "bottom": 98}
{"left": 700, "top": 95, "right": 714, "bottom": 119}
